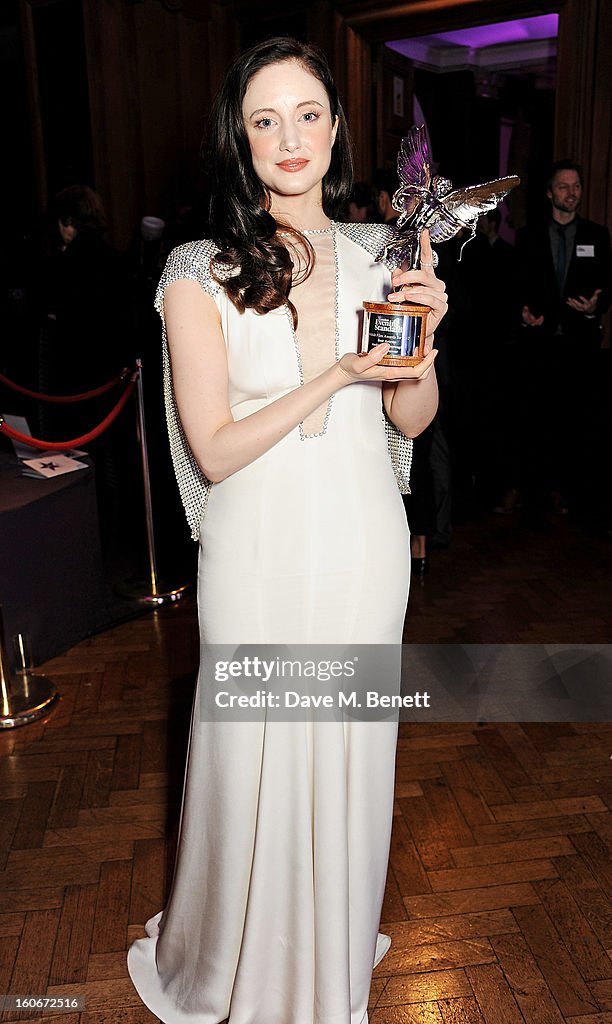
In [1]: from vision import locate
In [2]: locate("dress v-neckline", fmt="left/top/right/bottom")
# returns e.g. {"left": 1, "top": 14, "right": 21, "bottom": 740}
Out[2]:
{"left": 283, "top": 224, "right": 340, "bottom": 440}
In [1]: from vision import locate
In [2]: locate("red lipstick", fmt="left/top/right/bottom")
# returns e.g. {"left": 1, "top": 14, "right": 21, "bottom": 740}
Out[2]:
{"left": 277, "top": 159, "right": 309, "bottom": 172}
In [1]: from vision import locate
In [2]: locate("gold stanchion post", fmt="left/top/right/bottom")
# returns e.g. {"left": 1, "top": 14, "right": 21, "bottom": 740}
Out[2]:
{"left": 0, "top": 606, "right": 59, "bottom": 729}
{"left": 117, "top": 359, "right": 189, "bottom": 606}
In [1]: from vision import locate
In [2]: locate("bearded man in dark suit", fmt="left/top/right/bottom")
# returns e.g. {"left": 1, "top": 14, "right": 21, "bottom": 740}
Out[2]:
{"left": 516, "top": 160, "right": 612, "bottom": 517}
{"left": 520, "top": 160, "right": 611, "bottom": 347}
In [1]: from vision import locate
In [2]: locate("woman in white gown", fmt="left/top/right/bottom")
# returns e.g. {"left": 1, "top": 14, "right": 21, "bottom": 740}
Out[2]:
{"left": 128, "top": 37, "right": 447, "bottom": 1024}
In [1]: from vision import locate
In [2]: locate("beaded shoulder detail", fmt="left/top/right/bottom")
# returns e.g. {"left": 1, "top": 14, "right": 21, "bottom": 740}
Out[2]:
{"left": 384, "top": 414, "right": 413, "bottom": 495}
{"left": 156, "top": 241, "right": 222, "bottom": 541}
{"left": 335, "top": 221, "right": 402, "bottom": 271}
{"left": 155, "top": 239, "right": 222, "bottom": 316}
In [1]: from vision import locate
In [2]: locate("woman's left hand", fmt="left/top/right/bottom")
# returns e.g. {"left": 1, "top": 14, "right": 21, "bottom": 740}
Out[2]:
{"left": 387, "top": 229, "right": 448, "bottom": 347}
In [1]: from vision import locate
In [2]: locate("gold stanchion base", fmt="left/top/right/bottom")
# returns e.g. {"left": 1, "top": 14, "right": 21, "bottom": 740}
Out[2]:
{"left": 115, "top": 580, "right": 191, "bottom": 606}
{"left": 0, "top": 674, "right": 59, "bottom": 729}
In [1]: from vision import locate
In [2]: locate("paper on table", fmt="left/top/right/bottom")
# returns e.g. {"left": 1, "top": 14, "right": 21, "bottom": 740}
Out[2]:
{"left": 21, "top": 455, "right": 89, "bottom": 479}
{"left": 2, "top": 413, "right": 36, "bottom": 460}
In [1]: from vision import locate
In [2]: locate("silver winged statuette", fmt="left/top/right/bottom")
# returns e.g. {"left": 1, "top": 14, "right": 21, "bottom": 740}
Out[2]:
{"left": 382, "top": 124, "right": 520, "bottom": 267}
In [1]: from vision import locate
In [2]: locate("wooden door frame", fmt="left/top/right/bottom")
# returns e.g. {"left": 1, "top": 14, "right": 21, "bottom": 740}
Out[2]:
{"left": 336, "top": 0, "right": 564, "bottom": 43}
{"left": 336, "top": 0, "right": 564, "bottom": 194}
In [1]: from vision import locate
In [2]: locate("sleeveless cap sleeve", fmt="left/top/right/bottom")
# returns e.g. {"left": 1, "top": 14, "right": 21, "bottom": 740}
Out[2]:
{"left": 156, "top": 240, "right": 221, "bottom": 540}
{"left": 155, "top": 239, "right": 222, "bottom": 313}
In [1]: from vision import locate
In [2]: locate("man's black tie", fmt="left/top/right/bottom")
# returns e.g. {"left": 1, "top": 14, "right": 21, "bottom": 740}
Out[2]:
{"left": 556, "top": 225, "right": 567, "bottom": 293}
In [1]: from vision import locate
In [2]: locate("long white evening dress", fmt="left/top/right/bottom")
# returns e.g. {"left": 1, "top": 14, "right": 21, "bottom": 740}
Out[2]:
{"left": 127, "top": 222, "right": 412, "bottom": 1024}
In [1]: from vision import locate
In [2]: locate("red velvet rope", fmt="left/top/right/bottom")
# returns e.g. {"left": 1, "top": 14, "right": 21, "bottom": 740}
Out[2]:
{"left": 0, "top": 367, "right": 129, "bottom": 403}
{"left": 0, "top": 374, "right": 138, "bottom": 451}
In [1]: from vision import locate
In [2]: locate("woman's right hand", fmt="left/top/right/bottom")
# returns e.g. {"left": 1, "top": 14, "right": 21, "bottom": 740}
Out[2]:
{"left": 336, "top": 343, "right": 437, "bottom": 385}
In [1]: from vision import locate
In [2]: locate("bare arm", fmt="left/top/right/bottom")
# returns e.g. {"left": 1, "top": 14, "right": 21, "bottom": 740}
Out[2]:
{"left": 382, "top": 367, "right": 439, "bottom": 439}
{"left": 165, "top": 280, "right": 433, "bottom": 482}
{"left": 382, "top": 230, "right": 447, "bottom": 437}
{"left": 165, "top": 280, "right": 342, "bottom": 482}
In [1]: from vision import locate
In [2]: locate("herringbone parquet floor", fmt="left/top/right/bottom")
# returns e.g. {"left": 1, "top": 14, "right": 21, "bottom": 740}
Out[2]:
{"left": 1, "top": 515, "right": 611, "bottom": 1024}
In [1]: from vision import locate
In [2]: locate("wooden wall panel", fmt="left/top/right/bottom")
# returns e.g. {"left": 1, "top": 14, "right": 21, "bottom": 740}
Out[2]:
{"left": 334, "top": 15, "right": 373, "bottom": 182}
{"left": 307, "top": 0, "right": 336, "bottom": 61}
{"left": 207, "top": 2, "right": 240, "bottom": 106}
{"left": 82, "top": 0, "right": 144, "bottom": 250}
{"left": 176, "top": 13, "right": 212, "bottom": 181}
{"left": 81, "top": 0, "right": 239, "bottom": 250}
{"left": 555, "top": 0, "right": 612, "bottom": 235}
{"left": 133, "top": 3, "right": 183, "bottom": 220}
{"left": 555, "top": 0, "right": 612, "bottom": 344}
{"left": 19, "top": 0, "right": 47, "bottom": 219}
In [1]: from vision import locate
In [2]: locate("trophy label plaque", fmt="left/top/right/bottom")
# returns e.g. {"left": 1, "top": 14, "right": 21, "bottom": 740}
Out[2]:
{"left": 362, "top": 301, "right": 429, "bottom": 366}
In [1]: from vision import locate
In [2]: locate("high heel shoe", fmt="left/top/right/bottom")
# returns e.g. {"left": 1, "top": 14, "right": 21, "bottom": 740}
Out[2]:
{"left": 411, "top": 556, "right": 428, "bottom": 577}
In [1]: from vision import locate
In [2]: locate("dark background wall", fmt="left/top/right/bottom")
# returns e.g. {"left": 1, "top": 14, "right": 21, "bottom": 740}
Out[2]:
{"left": 5, "top": 0, "right": 612, "bottom": 251}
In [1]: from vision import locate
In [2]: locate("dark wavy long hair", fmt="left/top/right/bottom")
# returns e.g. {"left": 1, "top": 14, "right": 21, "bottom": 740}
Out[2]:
{"left": 206, "top": 37, "right": 353, "bottom": 326}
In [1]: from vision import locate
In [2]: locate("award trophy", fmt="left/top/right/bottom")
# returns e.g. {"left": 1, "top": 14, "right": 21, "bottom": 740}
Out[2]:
{"left": 362, "top": 125, "right": 520, "bottom": 366}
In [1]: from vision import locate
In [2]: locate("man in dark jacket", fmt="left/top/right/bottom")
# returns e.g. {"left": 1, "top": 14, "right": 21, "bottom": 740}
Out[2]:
{"left": 519, "top": 160, "right": 611, "bottom": 350}
{"left": 516, "top": 160, "right": 612, "bottom": 517}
